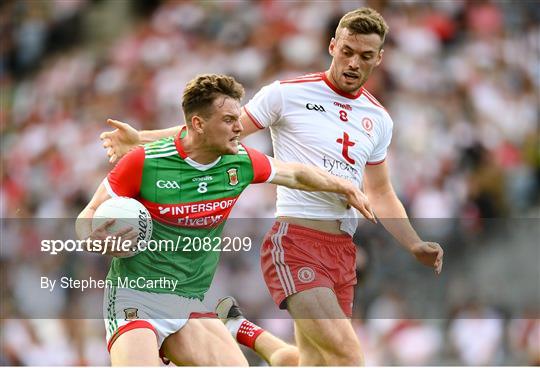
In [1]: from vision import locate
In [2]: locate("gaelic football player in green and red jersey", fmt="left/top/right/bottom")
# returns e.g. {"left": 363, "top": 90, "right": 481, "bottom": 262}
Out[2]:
{"left": 76, "top": 74, "right": 375, "bottom": 366}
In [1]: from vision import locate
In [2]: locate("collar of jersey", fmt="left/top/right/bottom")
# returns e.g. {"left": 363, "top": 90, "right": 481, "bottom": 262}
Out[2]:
{"left": 322, "top": 71, "right": 363, "bottom": 99}
{"left": 174, "top": 125, "right": 222, "bottom": 171}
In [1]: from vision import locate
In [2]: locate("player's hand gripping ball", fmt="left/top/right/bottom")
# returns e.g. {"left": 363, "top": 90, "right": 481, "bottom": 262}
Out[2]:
{"left": 92, "top": 197, "right": 153, "bottom": 257}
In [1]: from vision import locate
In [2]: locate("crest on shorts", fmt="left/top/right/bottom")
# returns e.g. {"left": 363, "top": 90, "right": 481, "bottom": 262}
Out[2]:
{"left": 124, "top": 307, "right": 139, "bottom": 321}
{"left": 298, "top": 267, "right": 315, "bottom": 283}
{"left": 227, "top": 168, "right": 239, "bottom": 186}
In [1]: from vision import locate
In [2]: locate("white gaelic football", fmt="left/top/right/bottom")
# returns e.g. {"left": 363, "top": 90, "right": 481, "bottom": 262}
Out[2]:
{"left": 92, "top": 197, "right": 153, "bottom": 256}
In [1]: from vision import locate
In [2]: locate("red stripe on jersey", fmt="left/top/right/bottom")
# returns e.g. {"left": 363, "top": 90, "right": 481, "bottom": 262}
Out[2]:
{"left": 139, "top": 196, "right": 240, "bottom": 228}
{"left": 280, "top": 72, "right": 324, "bottom": 83}
{"left": 243, "top": 145, "right": 272, "bottom": 183}
{"left": 367, "top": 158, "right": 386, "bottom": 165}
{"left": 321, "top": 72, "right": 363, "bottom": 99}
{"left": 107, "top": 147, "right": 145, "bottom": 197}
{"left": 174, "top": 126, "right": 188, "bottom": 158}
{"left": 280, "top": 78, "right": 322, "bottom": 84}
{"left": 363, "top": 90, "right": 386, "bottom": 110}
{"left": 243, "top": 106, "right": 264, "bottom": 129}
{"left": 296, "top": 72, "right": 324, "bottom": 78}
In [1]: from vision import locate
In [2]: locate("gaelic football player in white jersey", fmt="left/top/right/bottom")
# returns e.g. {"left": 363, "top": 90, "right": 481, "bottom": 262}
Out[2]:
{"left": 100, "top": 7, "right": 443, "bottom": 366}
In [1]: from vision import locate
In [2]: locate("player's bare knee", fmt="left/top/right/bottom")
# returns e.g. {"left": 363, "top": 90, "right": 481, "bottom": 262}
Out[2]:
{"left": 271, "top": 346, "right": 299, "bottom": 366}
{"left": 328, "top": 351, "right": 363, "bottom": 366}
{"left": 306, "top": 328, "right": 362, "bottom": 366}
{"left": 219, "top": 353, "right": 249, "bottom": 366}
{"left": 324, "top": 339, "right": 363, "bottom": 366}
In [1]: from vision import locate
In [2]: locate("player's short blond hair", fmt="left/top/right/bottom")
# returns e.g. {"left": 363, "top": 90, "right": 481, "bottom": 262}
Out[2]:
{"left": 336, "top": 7, "right": 389, "bottom": 46}
{"left": 182, "top": 74, "right": 245, "bottom": 121}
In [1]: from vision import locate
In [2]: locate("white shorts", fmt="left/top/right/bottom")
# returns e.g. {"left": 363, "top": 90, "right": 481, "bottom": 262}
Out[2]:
{"left": 103, "top": 286, "right": 215, "bottom": 352}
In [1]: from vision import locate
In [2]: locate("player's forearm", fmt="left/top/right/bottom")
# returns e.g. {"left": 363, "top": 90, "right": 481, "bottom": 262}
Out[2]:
{"left": 369, "top": 190, "right": 421, "bottom": 251}
{"left": 75, "top": 207, "right": 95, "bottom": 241}
{"left": 139, "top": 126, "right": 181, "bottom": 144}
{"left": 293, "top": 164, "right": 354, "bottom": 195}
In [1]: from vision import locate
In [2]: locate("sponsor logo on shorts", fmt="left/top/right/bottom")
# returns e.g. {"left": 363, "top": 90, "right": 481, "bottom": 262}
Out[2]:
{"left": 124, "top": 307, "right": 139, "bottom": 320}
{"left": 297, "top": 267, "right": 315, "bottom": 283}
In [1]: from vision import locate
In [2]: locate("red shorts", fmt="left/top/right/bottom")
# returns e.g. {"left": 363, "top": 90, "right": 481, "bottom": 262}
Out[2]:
{"left": 260, "top": 222, "right": 357, "bottom": 317}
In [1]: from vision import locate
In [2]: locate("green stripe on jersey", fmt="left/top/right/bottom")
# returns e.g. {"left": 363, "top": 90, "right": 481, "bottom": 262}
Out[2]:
{"left": 145, "top": 144, "right": 176, "bottom": 153}
{"left": 145, "top": 137, "right": 174, "bottom": 149}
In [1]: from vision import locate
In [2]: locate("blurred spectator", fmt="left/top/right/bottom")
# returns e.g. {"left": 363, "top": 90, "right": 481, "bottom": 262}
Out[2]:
{"left": 449, "top": 302, "right": 505, "bottom": 365}
{"left": 1, "top": 0, "right": 89, "bottom": 78}
{"left": 508, "top": 313, "right": 540, "bottom": 365}
{"left": 465, "top": 143, "right": 508, "bottom": 218}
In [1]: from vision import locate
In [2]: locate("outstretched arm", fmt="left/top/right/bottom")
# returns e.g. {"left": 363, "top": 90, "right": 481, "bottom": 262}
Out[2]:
{"left": 269, "top": 158, "right": 376, "bottom": 223}
{"left": 364, "top": 161, "right": 444, "bottom": 274}
{"left": 100, "top": 110, "right": 262, "bottom": 163}
{"left": 100, "top": 119, "right": 181, "bottom": 163}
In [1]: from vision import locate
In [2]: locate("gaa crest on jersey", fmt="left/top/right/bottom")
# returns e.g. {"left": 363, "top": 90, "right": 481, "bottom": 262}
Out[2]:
{"left": 124, "top": 307, "right": 139, "bottom": 321}
{"left": 226, "top": 168, "right": 239, "bottom": 186}
{"left": 362, "top": 117, "right": 373, "bottom": 135}
{"left": 297, "top": 267, "right": 315, "bottom": 283}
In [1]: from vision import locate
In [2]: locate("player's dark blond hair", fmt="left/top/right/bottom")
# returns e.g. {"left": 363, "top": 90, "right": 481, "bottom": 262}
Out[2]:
{"left": 182, "top": 74, "right": 245, "bottom": 121}
{"left": 336, "top": 7, "right": 389, "bottom": 46}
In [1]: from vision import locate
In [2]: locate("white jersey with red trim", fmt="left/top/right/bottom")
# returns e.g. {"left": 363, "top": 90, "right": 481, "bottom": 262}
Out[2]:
{"left": 244, "top": 72, "right": 393, "bottom": 234}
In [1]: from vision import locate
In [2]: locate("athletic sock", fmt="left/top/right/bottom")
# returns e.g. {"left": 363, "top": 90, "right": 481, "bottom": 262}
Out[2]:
{"left": 226, "top": 318, "right": 265, "bottom": 349}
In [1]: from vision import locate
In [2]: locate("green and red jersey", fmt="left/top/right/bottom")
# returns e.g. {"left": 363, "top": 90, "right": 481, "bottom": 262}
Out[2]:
{"left": 103, "top": 126, "right": 274, "bottom": 299}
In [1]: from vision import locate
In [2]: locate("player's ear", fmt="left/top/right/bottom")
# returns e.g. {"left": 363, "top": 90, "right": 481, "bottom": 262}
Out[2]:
{"left": 191, "top": 116, "right": 205, "bottom": 134}
{"left": 375, "top": 48, "right": 384, "bottom": 66}
{"left": 329, "top": 37, "right": 336, "bottom": 57}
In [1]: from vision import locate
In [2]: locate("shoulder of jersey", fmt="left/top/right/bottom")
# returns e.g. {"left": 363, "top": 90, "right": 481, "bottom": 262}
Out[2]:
{"left": 235, "top": 145, "right": 257, "bottom": 165}
{"left": 220, "top": 144, "right": 250, "bottom": 160}
{"left": 279, "top": 72, "right": 324, "bottom": 85}
{"left": 361, "top": 88, "right": 388, "bottom": 113}
{"left": 143, "top": 136, "right": 177, "bottom": 159}
{"left": 220, "top": 144, "right": 254, "bottom": 168}
{"left": 278, "top": 73, "right": 389, "bottom": 113}
{"left": 237, "top": 144, "right": 249, "bottom": 156}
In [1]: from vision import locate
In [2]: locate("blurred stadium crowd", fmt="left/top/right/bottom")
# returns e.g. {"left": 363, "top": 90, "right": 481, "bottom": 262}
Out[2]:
{"left": 1, "top": 0, "right": 539, "bottom": 366}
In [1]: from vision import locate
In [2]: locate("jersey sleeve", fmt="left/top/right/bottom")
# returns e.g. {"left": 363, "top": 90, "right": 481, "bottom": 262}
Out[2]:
{"left": 243, "top": 80, "right": 283, "bottom": 129}
{"left": 103, "top": 147, "right": 145, "bottom": 197}
{"left": 367, "top": 113, "right": 394, "bottom": 165}
{"left": 244, "top": 146, "right": 276, "bottom": 184}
